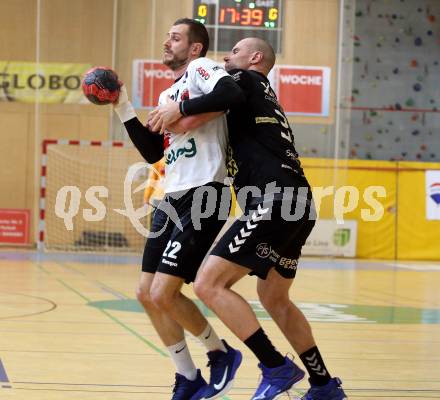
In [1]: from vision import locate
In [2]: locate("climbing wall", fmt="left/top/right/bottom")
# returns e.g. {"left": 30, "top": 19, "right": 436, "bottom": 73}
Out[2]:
{"left": 349, "top": 0, "right": 440, "bottom": 161}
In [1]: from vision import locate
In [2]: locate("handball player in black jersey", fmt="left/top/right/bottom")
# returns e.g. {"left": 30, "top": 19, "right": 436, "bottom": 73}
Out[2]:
{"left": 152, "top": 37, "right": 347, "bottom": 400}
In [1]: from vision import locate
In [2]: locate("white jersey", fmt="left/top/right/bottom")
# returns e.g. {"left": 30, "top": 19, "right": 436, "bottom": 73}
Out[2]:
{"left": 158, "top": 57, "right": 229, "bottom": 193}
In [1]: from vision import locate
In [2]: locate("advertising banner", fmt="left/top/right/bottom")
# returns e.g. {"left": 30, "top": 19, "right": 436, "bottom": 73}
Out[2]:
{"left": 302, "top": 220, "right": 357, "bottom": 257}
{"left": 132, "top": 60, "right": 175, "bottom": 109}
{"left": 0, "top": 62, "right": 91, "bottom": 104}
{"left": 132, "top": 60, "right": 330, "bottom": 117}
{"left": 270, "top": 65, "right": 331, "bottom": 116}
{"left": 0, "top": 209, "right": 30, "bottom": 245}
{"left": 426, "top": 170, "right": 440, "bottom": 220}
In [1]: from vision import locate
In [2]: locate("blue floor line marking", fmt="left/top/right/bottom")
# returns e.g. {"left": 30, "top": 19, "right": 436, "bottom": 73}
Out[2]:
{"left": 2, "top": 250, "right": 439, "bottom": 272}
{"left": 0, "top": 358, "right": 11, "bottom": 388}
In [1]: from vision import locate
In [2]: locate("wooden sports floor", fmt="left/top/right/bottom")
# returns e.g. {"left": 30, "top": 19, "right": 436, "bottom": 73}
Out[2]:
{"left": 0, "top": 250, "right": 439, "bottom": 399}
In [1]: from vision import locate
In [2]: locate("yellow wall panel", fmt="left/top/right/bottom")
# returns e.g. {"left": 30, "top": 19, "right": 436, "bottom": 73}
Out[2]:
{"left": 397, "top": 162, "right": 440, "bottom": 260}
{"left": 302, "top": 158, "right": 397, "bottom": 259}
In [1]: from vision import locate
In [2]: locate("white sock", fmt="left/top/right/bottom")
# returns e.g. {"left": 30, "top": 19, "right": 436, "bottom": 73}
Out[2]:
{"left": 197, "top": 324, "right": 227, "bottom": 353}
{"left": 168, "top": 340, "right": 198, "bottom": 381}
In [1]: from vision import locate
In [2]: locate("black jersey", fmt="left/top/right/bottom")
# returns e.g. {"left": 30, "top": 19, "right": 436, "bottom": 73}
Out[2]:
{"left": 227, "top": 69, "right": 308, "bottom": 192}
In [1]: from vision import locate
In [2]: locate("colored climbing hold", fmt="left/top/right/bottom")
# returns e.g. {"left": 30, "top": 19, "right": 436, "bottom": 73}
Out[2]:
{"left": 411, "top": 114, "right": 419, "bottom": 121}
{"left": 428, "top": 15, "right": 436, "bottom": 23}
{"left": 393, "top": 67, "right": 399, "bottom": 74}
{"left": 414, "top": 37, "right": 422, "bottom": 46}
{"left": 410, "top": 59, "right": 418, "bottom": 67}
{"left": 406, "top": 98, "right": 415, "bottom": 107}
{"left": 427, "top": 30, "right": 433, "bottom": 36}
{"left": 395, "top": 103, "right": 402, "bottom": 110}
{"left": 413, "top": 83, "right": 422, "bottom": 92}
{"left": 395, "top": 37, "right": 400, "bottom": 43}
{"left": 355, "top": 10, "right": 363, "bottom": 17}
{"left": 412, "top": 130, "right": 420, "bottom": 136}
{"left": 420, "top": 144, "right": 427, "bottom": 151}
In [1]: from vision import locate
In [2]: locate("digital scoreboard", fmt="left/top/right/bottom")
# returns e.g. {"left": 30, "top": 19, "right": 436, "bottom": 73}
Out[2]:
{"left": 193, "top": 0, "right": 283, "bottom": 53}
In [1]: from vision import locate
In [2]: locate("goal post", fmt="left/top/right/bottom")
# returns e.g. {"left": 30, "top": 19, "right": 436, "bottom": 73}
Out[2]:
{"left": 39, "top": 139, "right": 153, "bottom": 253}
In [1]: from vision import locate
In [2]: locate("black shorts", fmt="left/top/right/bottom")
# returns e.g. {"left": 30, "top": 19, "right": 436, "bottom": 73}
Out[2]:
{"left": 211, "top": 196, "right": 315, "bottom": 280}
{"left": 142, "top": 182, "right": 229, "bottom": 283}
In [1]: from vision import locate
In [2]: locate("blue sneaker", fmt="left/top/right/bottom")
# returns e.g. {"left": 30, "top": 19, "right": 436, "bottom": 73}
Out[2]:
{"left": 301, "top": 377, "right": 348, "bottom": 400}
{"left": 251, "top": 356, "right": 305, "bottom": 400}
{"left": 199, "top": 339, "right": 242, "bottom": 399}
{"left": 171, "top": 369, "right": 207, "bottom": 400}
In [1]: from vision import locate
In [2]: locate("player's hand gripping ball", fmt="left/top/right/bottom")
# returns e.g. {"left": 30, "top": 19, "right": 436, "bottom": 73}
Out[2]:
{"left": 82, "top": 67, "right": 121, "bottom": 105}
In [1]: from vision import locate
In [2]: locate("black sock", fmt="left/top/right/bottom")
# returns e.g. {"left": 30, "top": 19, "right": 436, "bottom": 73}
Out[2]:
{"left": 244, "top": 328, "right": 285, "bottom": 368}
{"left": 300, "top": 346, "right": 331, "bottom": 386}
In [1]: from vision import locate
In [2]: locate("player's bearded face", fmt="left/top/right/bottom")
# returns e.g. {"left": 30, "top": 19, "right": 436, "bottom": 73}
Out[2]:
{"left": 163, "top": 25, "right": 191, "bottom": 71}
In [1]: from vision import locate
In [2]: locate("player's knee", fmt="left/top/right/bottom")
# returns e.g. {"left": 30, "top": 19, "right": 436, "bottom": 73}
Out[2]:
{"left": 258, "top": 285, "right": 288, "bottom": 312}
{"left": 194, "top": 277, "right": 215, "bottom": 305}
{"left": 193, "top": 277, "right": 208, "bottom": 301}
{"left": 136, "top": 286, "right": 154, "bottom": 310}
{"left": 150, "top": 286, "right": 173, "bottom": 311}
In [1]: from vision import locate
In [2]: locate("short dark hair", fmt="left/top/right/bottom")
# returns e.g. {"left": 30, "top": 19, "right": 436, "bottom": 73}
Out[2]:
{"left": 173, "top": 18, "right": 209, "bottom": 57}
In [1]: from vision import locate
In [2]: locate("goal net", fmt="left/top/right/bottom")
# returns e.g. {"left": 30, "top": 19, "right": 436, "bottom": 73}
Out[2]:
{"left": 39, "top": 139, "right": 157, "bottom": 253}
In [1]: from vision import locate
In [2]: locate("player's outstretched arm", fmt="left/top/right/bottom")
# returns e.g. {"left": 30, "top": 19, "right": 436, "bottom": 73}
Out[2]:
{"left": 113, "top": 85, "right": 164, "bottom": 164}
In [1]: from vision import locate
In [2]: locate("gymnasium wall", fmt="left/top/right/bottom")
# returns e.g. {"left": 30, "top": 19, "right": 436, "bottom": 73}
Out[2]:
{"left": 0, "top": 0, "right": 339, "bottom": 244}
{"left": 348, "top": 0, "right": 440, "bottom": 161}
{"left": 302, "top": 159, "right": 440, "bottom": 260}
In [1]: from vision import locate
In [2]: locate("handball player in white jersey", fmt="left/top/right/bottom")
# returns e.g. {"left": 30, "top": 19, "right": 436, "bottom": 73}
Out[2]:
{"left": 112, "top": 18, "right": 244, "bottom": 400}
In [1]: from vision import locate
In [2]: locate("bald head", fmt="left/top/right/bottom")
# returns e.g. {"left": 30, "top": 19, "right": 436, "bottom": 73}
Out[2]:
{"left": 224, "top": 37, "right": 276, "bottom": 76}
{"left": 243, "top": 37, "right": 276, "bottom": 72}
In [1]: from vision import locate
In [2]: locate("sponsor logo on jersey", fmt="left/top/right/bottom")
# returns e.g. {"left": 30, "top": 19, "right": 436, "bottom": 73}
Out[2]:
{"left": 165, "top": 138, "right": 197, "bottom": 165}
{"left": 260, "top": 81, "right": 277, "bottom": 98}
{"left": 231, "top": 71, "right": 243, "bottom": 81}
{"left": 226, "top": 145, "right": 238, "bottom": 177}
{"left": 256, "top": 242, "right": 280, "bottom": 263}
{"left": 196, "top": 66, "right": 210, "bottom": 80}
{"left": 255, "top": 116, "right": 278, "bottom": 124}
{"left": 180, "top": 88, "right": 189, "bottom": 101}
{"left": 163, "top": 132, "right": 171, "bottom": 150}
{"left": 256, "top": 243, "right": 271, "bottom": 258}
{"left": 279, "top": 257, "right": 298, "bottom": 270}
{"left": 162, "top": 258, "right": 178, "bottom": 267}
